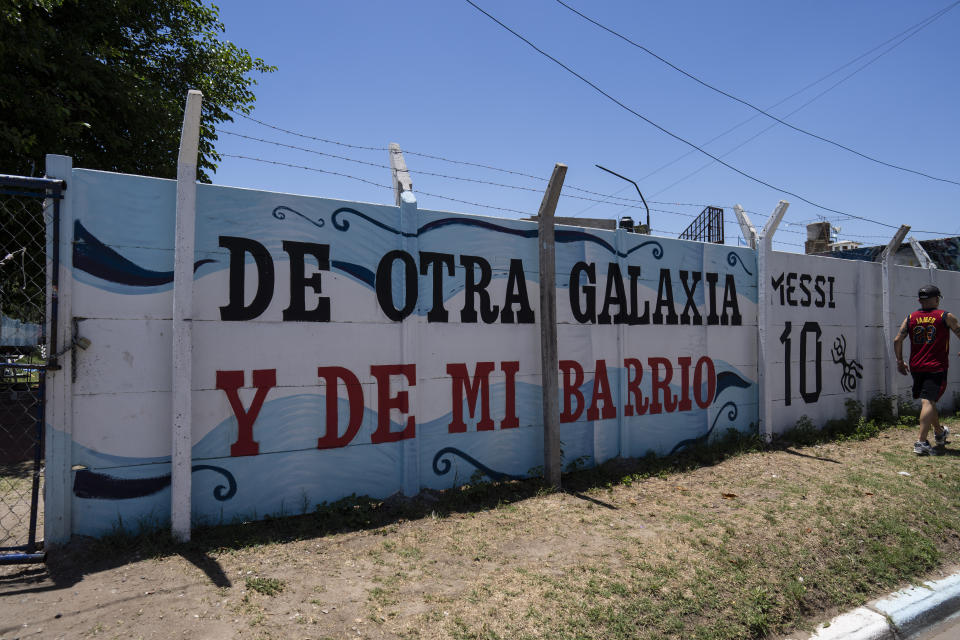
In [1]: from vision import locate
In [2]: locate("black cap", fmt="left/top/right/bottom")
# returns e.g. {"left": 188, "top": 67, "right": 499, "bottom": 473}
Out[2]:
{"left": 918, "top": 284, "right": 941, "bottom": 299}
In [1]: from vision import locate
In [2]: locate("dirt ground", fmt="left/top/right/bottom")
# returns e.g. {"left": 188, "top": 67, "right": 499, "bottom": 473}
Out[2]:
{"left": 2, "top": 426, "right": 960, "bottom": 640}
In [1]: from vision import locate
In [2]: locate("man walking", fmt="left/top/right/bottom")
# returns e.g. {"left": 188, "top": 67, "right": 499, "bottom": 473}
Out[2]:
{"left": 893, "top": 284, "right": 960, "bottom": 455}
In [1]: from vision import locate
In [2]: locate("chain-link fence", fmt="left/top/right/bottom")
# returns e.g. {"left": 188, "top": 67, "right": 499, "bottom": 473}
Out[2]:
{"left": 1, "top": 175, "right": 60, "bottom": 561}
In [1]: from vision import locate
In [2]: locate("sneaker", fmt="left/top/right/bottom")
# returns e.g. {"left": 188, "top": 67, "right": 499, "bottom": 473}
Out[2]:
{"left": 935, "top": 427, "right": 951, "bottom": 446}
{"left": 915, "top": 440, "right": 934, "bottom": 455}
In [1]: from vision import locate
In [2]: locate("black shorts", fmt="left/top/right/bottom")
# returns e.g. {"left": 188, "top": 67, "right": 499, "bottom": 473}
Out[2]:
{"left": 911, "top": 370, "right": 947, "bottom": 402}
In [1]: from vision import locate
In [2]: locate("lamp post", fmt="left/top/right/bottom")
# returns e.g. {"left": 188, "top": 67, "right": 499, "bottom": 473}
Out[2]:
{"left": 595, "top": 164, "right": 650, "bottom": 234}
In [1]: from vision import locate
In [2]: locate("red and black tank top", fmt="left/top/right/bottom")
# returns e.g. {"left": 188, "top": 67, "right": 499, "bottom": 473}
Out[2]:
{"left": 908, "top": 308, "right": 950, "bottom": 372}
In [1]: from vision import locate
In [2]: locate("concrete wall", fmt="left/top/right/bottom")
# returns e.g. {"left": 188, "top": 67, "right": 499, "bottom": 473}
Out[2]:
{"left": 43, "top": 168, "right": 958, "bottom": 539}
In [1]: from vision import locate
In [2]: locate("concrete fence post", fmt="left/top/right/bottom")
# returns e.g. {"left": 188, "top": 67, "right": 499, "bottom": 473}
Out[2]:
{"left": 881, "top": 225, "right": 910, "bottom": 417}
{"left": 538, "top": 163, "right": 566, "bottom": 488}
{"left": 43, "top": 153, "right": 74, "bottom": 545}
{"left": 171, "top": 89, "right": 202, "bottom": 542}
{"left": 757, "top": 200, "right": 789, "bottom": 442}
{"left": 733, "top": 204, "right": 758, "bottom": 250}
{"left": 389, "top": 144, "right": 421, "bottom": 497}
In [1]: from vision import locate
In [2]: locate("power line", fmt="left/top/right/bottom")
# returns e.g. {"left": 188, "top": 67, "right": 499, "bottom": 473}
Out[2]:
{"left": 562, "top": 0, "right": 957, "bottom": 218}
{"left": 645, "top": 4, "right": 951, "bottom": 201}
{"left": 632, "top": 7, "right": 949, "bottom": 187}
{"left": 554, "top": 0, "right": 960, "bottom": 187}
{"left": 462, "top": 0, "right": 957, "bottom": 235}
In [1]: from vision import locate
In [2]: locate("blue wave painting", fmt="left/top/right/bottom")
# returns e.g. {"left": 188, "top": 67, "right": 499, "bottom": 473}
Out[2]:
{"left": 73, "top": 220, "right": 215, "bottom": 292}
{"left": 68, "top": 363, "right": 755, "bottom": 537}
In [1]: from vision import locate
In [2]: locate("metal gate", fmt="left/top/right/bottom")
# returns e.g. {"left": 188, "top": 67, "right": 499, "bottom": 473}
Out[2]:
{"left": 0, "top": 174, "right": 63, "bottom": 564}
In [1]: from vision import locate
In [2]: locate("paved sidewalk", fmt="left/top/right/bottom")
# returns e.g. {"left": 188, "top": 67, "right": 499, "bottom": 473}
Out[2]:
{"left": 915, "top": 611, "right": 960, "bottom": 640}
{"left": 801, "top": 572, "right": 960, "bottom": 639}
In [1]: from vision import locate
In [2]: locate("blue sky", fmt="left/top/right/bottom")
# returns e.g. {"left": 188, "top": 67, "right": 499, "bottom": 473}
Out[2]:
{"left": 210, "top": 0, "right": 959, "bottom": 252}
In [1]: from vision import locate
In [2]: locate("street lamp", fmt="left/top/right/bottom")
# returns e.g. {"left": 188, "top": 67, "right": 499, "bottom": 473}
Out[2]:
{"left": 595, "top": 164, "right": 650, "bottom": 234}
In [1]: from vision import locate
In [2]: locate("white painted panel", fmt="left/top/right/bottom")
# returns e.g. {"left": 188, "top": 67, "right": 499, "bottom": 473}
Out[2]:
{"left": 769, "top": 394, "right": 853, "bottom": 436}
{"left": 414, "top": 321, "right": 540, "bottom": 380}
{"left": 556, "top": 323, "right": 598, "bottom": 369}
{"left": 70, "top": 278, "right": 173, "bottom": 320}
{"left": 191, "top": 319, "right": 403, "bottom": 389}
{"left": 769, "top": 251, "right": 861, "bottom": 294}
{"left": 73, "top": 391, "right": 172, "bottom": 459}
{"left": 72, "top": 318, "right": 171, "bottom": 395}
{"left": 622, "top": 324, "right": 756, "bottom": 370}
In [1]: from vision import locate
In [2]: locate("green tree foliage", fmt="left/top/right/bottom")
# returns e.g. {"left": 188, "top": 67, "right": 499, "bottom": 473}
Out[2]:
{"left": 0, "top": 0, "right": 274, "bottom": 182}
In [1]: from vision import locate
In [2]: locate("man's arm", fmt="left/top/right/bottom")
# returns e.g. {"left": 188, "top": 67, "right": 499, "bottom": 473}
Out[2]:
{"left": 944, "top": 312, "right": 960, "bottom": 354}
{"left": 893, "top": 317, "right": 909, "bottom": 374}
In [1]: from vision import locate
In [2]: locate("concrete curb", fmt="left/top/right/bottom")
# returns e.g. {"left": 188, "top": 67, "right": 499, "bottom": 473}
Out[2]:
{"left": 807, "top": 572, "right": 960, "bottom": 639}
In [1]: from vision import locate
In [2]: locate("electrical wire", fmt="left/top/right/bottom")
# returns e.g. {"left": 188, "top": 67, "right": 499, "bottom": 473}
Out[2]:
{"left": 554, "top": 0, "right": 960, "bottom": 187}
{"left": 462, "top": 0, "right": 958, "bottom": 235}
{"left": 631, "top": 10, "right": 947, "bottom": 187}
{"left": 644, "top": 6, "right": 950, "bottom": 203}
{"left": 555, "top": 0, "right": 957, "bottom": 218}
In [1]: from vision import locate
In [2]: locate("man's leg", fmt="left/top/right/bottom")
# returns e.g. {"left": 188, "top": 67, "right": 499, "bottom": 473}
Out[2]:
{"left": 919, "top": 398, "right": 937, "bottom": 444}
{"left": 934, "top": 374, "right": 949, "bottom": 444}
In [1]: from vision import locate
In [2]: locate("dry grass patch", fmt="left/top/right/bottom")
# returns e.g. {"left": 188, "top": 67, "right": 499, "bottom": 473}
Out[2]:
{"left": 8, "top": 410, "right": 960, "bottom": 640}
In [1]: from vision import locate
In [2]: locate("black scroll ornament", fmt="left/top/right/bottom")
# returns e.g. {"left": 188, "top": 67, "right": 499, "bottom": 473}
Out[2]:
{"left": 272, "top": 205, "right": 325, "bottom": 229}
{"left": 432, "top": 447, "right": 525, "bottom": 482}
{"left": 73, "top": 465, "right": 237, "bottom": 501}
{"left": 831, "top": 335, "right": 863, "bottom": 393}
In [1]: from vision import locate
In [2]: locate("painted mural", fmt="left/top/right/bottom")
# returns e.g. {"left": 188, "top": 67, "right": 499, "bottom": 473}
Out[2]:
{"left": 48, "top": 168, "right": 960, "bottom": 539}
{"left": 58, "top": 169, "right": 757, "bottom": 537}
{"left": 763, "top": 251, "right": 960, "bottom": 430}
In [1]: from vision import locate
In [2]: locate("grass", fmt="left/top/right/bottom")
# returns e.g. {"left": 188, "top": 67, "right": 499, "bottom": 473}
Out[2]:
{"left": 48, "top": 395, "right": 960, "bottom": 639}
{"left": 0, "top": 462, "right": 33, "bottom": 493}
{"left": 0, "top": 349, "right": 45, "bottom": 385}
{"left": 245, "top": 576, "right": 285, "bottom": 596}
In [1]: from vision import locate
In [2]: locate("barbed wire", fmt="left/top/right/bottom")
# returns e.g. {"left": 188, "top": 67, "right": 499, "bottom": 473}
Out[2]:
{"left": 222, "top": 130, "right": 752, "bottom": 216}
{"left": 232, "top": 112, "right": 738, "bottom": 208}
{"left": 223, "top": 153, "right": 823, "bottom": 250}
{"left": 220, "top": 149, "right": 878, "bottom": 243}
{"left": 222, "top": 154, "right": 535, "bottom": 216}
{"left": 222, "top": 122, "right": 954, "bottom": 239}
{"left": 230, "top": 111, "right": 957, "bottom": 237}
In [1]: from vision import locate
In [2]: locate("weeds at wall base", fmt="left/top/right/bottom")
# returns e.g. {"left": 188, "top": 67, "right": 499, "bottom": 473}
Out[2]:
{"left": 64, "top": 394, "right": 921, "bottom": 564}
{"left": 784, "top": 395, "right": 926, "bottom": 449}
{"left": 63, "top": 435, "right": 764, "bottom": 565}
